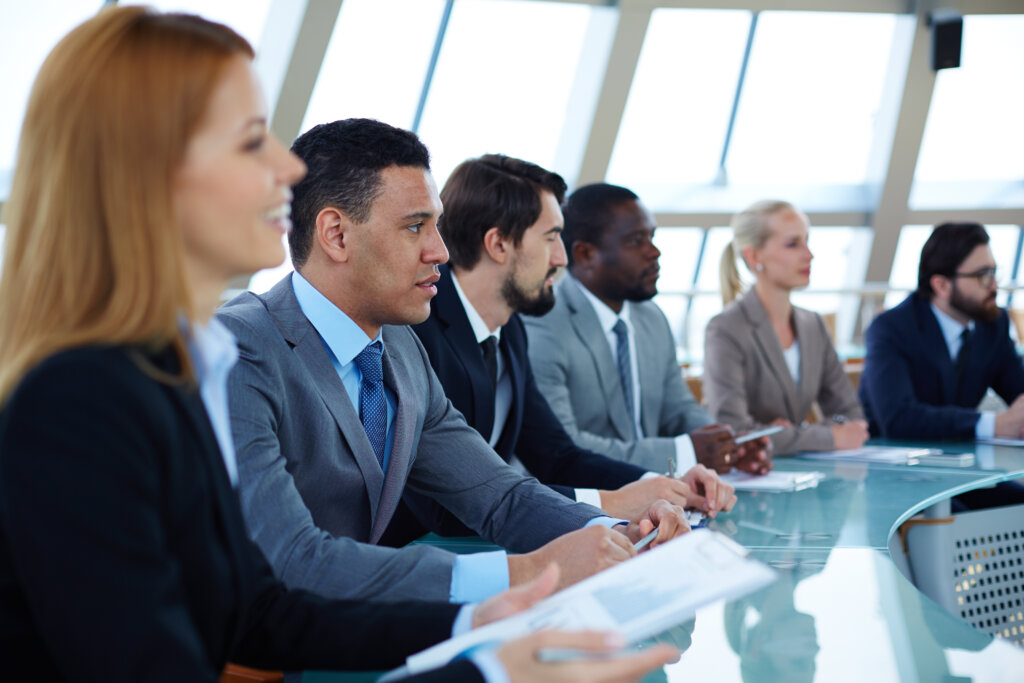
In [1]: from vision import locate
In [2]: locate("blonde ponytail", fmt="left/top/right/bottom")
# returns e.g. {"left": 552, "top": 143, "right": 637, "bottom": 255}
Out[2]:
{"left": 720, "top": 241, "right": 744, "bottom": 307}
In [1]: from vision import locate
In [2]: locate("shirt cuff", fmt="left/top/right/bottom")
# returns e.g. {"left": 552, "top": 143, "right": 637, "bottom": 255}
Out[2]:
{"left": 468, "top": 649, "right": 511, "bottom": 683}
{"left": 575, "top": 487, "right": 603, "bottom": 508}
{"left": 641, "top": 471, "right": 660, "bottom": 480}
{"left": 976, "top": 411, "right": 996, "bottom": 439}
{"left": 673, "top": 435, "right": 697, "bottom": 474}
{"left": 450, "top": 551, "right": 509, "bottom": 603}
{"left": 452, "top": 604, "right": 476, "bottom": 637}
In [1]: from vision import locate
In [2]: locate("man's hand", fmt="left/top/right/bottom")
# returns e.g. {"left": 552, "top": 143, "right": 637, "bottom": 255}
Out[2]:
{"left": 496, "top": 630, "right": 678, "bottom": 682}
{"left": 733, "top": 435, "right": 773, "bottom": 475}
{"left": 508, "top": 525, "right": 635, "bottom": 591}
{"left": 995, "top": 394, "right": 1024, "bottom": 438}
{"left": 597, "top": 477, "right": 695, "bottom": 521}
{"left": 620, "top": 499, "right": 689, "bottom": 549}
{"left": 689, "top": 424, "right": 738, "bottom": 473}
{"left": 830, "top": 419, "right": 869, "bottom": 450}
{"left": 474, "top": 563, "right": 560, "bottom": 628}
{"left": 678, "top": 464, "right": 736, "bottom": 516}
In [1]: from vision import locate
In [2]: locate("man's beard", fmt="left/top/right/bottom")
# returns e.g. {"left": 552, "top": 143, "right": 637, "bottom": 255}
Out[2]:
{"left": 623, "top": 264, "right": 660, "bottom": 302}
{"left": 503, "top": 269, "right": 556, "bottom": 317}
{"left": 950, "top": 282, "right": 1000, "bottom": 323}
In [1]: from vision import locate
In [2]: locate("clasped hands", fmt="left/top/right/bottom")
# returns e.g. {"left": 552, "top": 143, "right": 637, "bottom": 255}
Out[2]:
{"left": 690, "top": 423, "right": 773, "bottom": 475}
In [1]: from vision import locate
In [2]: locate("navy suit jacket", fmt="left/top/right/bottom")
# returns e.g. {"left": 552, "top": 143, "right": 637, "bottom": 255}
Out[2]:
{"left": 388, "top": 266, "right": 646, "bottom": 539}
{"left": 0, "top": 345, "right": 477, "bottom": 682}
{"left": 859, "top": 293, "right": 1024, "bottom": 439}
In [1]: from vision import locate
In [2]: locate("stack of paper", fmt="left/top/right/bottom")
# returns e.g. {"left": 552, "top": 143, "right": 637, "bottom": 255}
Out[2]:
{"left": 799, "top": 446, "right": 939, "bottom": 464}
{"left": 721, "top": 470, "right": 825, "bottom": 492}
{"left": 978, "top": 438, "right": 1024, "bottom": 447}
{"left": 390, "top": 530, "right": 776, "bottom": 677}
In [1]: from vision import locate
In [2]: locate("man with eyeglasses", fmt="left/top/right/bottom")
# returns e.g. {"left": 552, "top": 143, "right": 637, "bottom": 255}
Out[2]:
{"left": 859, "top": 222, "right": 1024, "bottom": 445}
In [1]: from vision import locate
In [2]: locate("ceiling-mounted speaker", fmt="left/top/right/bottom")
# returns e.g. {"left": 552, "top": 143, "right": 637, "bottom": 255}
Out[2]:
{"left": 928, "top": 10, "right": 963, "bottom": 71}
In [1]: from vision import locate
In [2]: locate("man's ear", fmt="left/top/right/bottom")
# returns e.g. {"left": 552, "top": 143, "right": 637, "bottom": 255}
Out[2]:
{"left": 931, "top": 273, "right": 953, "bottom": 300}
{"left": 482, "top": 226, "right": 511, "bottom": 266}
{"left": 572, "top": 240, "right": 598, "bottom": 270}
{"left": 315, "top": 207, "right": 350, "bottom": 264}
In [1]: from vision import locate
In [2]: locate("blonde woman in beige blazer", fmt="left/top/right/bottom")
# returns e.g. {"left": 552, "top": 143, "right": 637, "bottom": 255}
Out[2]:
{"left": 703, "top": 201, "right": 868, "bottom": 455}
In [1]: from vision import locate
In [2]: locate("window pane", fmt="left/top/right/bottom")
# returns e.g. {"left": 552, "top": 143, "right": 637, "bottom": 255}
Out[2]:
{"left": 143, "top": 0, "right": 272, "bottom": 50}
{"left": 247, "top": 236, "right": 294, "bottom": 294}
{"left": 0, "top": 1, "right": 102, "bottom": 199}
{"left": 607, "top": 9, "right": 751, "bottom": 188}
{"left": 728, "top": 12, "right": 898, "bottom": 185}
{"left": 417, "top": 0, "right": 592, "bottom": 186}
{"left": 912, "top": 16, "right": 1024, "bottom": 203}
{"left": 302, "top": 0, "right": 446, "bottom": 133}
{"left": 887, "top": 225, "right": 1020, "bottom": 309}
{"left": 653, "top": 228, "right": 704, "bottom": 293}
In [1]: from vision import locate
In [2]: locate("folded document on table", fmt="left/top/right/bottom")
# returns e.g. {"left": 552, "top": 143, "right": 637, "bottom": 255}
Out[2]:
{"left": 720, "top": 469, "right": 825, "bottom": 492}
{"left": 799, "top": 446, "right": 940, "bottom": 464}
{"left": 393, "top": 530, "right": 776, "bottom": 677}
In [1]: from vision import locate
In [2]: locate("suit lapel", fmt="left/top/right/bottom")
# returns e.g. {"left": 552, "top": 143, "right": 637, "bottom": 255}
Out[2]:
{"left": 742, "top": 291, "right": 800, "bottom": 422}
{"left": 632, "top": 308, "right": 661, "bottom": 438}
{"left": 371, "top": 335, "right": 413, "bottom": 543}
{"left": 562, "top": 277, "right": 634, "bottom": 440}
{"left": 262, "top": 278, "right": 384, "bottom": 524}
{"left": 914, "top": 297, "right": 957, "bottom": 403}
{"left": 435, "top": 268, "right": 496, "bottom": 438}
{"left": 497, "top": 331, "right": 524, "bottom": 455}
{"left": 156, "top": 354, "right": 248, "bottom": 602}
{"left": 791, "top": 308, "right": 820, "bottom": 415}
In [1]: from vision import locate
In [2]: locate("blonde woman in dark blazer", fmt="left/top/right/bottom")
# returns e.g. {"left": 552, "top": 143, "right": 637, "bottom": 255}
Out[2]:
{"left": 702, "top": 200, "right": 868, "bottom": 455}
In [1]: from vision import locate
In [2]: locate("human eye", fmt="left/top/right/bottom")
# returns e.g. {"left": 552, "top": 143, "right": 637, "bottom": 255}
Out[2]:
{"left": 243, "top": 133, "right": 266, "bottom": 152}
{"left": 406, "top": 221, "right": 423, "bottom": 234}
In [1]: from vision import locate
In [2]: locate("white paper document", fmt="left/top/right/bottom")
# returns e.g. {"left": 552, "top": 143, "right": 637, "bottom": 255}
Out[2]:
{"left": 799, "top": 446, "right": 940, "bottom": 464}
{"left": 721, "top": 469, "right": 825, "bottom": 492}
{"left": 979, "top": 438, "right": 1024, "bottom": 447}
{"left": 399, "top": 530, "right": 776, "bottom": 676}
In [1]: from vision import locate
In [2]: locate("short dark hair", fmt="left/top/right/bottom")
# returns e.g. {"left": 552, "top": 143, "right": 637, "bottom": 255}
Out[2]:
{"left": 288, "top": 118, "right": 431, "bottom": 268}
{"left": 562, "top": 183, "right": 639, "bottom": 267}
{"left": 917, "top": 222, "right": 990, "bottom": 298}
{"left": 439, "top": 154, "right": 567, "bottom": 270}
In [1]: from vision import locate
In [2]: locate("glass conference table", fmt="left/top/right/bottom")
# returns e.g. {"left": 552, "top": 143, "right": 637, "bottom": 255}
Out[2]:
{"left": 305, "top": 441, "right": 1024, "bottom": 683}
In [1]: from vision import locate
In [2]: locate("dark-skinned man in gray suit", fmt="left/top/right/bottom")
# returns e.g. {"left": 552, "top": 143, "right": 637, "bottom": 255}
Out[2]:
{"left": 524, "top": 183, "right": 773, "bottom": 476}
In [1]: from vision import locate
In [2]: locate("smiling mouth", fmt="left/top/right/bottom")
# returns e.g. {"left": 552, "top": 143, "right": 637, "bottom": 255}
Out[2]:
{"left": 263, "top": 202, "right": 292, "bottom": 234}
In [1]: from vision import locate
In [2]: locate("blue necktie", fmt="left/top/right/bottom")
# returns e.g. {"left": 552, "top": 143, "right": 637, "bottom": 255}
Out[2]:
{"left": 354, "top": 341, "right": 387, "bottom": 470}
{"left": 613, "top": 319, "right": 641, "bottom": 439}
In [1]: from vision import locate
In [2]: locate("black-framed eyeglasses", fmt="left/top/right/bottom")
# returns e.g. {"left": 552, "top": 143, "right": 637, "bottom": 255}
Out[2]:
{"left": 951, "top": 267, "right": 998, "bottom": 287}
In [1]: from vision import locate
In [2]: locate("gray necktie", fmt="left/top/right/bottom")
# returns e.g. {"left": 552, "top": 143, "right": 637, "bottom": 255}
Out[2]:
{"left": 612, "top": 319, "right": 641, "bottom": 439}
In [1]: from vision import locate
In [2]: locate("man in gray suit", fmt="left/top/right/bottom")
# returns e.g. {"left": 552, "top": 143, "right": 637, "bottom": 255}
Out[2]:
{"left": 524, "top": 183, "right": 772, "bottom": 476}
{"left": 219, "top": 121, "right": 687, "bottom": 606}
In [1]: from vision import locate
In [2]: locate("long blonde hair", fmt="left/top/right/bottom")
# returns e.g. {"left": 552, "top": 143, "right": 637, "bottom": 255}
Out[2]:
{"left": 719, "top": 199, "right": 798, "bottom": 306}
{"left": 0, "top": 7, "right": 253, "bottom": 401}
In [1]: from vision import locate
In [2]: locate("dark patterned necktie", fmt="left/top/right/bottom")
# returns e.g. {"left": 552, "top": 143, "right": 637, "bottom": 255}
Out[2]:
{"left": 354, "top": 341, "right": 387, "bottom": 470}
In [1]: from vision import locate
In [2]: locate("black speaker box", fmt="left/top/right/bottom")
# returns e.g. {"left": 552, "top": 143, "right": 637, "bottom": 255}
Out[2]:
{"left": 929, "top": 10, "right": 963, "bottom": 71}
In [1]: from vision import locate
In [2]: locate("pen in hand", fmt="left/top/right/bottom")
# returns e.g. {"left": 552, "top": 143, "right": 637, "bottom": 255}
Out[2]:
{"left": 634, "top": 528, "right": 658, "bottom": 551}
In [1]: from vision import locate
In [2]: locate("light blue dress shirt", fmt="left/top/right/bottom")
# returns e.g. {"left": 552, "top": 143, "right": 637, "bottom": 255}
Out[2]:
{"left": 290, "top": 272, "right": 509, "bottom": 603}
{"left": 186, "top": 317, "right": 241, "bottom": 487}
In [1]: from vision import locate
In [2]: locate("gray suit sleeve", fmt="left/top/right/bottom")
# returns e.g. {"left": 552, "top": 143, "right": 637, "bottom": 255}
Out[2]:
{"left": 651, "top": 309, "right": 714, "bottom": 438}
{"left": 401, "top": 331, "right": 604, "bottom": 553}
{"left": 814, "top": 314, "right": 865, "bottom": 423}
{"left": 224, "top": 314, "right": 458, "bottom": 603}
{"left": 526, "top": 313, "right": 680, "bottom": 473}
